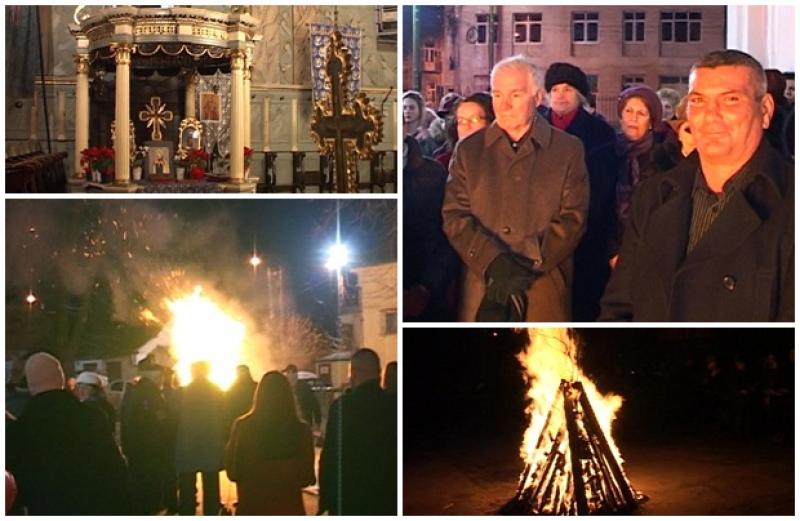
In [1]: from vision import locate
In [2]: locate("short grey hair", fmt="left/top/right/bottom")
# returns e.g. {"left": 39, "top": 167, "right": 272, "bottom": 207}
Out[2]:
{"left": 690, "top": 49, "right": 767, "bottom": 99}
{"left": 490, "top": 55, "right": 543, "bottom": 95}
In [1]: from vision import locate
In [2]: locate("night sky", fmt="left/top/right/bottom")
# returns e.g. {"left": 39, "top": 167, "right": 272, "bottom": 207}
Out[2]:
{"left": 405, "top": 328, "right": 794, "bottom": 448}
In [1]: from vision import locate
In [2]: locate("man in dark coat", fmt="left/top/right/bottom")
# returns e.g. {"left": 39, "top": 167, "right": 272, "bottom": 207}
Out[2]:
{"left": 120, "top": 363, "right": 173, "bottom": 514}
{"left": 283, "top": 364, "right": 321, "bottom": 429}
{"left": 225, "top": 364, "right": 257, "bottom": 430}
{"left": 403, "top": 135, "right": 460, "bottom": 321}
{"left": 318, "top": 349, "right": 396, "bottom": 515}
{"left": 7, "top": 352, "right": 129, "bottom": 515}
{"left": 174, "top": 361, "right": 226, "bottom": 515}
{"left": 540, "top": 62, "right": 618, "bottom": 321}
{"left": 443, "top": 55, "right": 589, "bottom": 321}
{"left": 600, "top": 50, "right": 793, "bottom": 321}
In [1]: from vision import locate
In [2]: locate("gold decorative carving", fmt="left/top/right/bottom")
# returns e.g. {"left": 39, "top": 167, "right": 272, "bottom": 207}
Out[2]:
{"left": 74, "top": 54, "right": 91, "bottom": 75}
{"left": 138, "top": 97, "right": 174, "bottom": 141}
{"left": 310, "top": 30, "right": 383, "bottom": 193}
{"left": 178, "top": 118, "right": 204, "bottom": 156}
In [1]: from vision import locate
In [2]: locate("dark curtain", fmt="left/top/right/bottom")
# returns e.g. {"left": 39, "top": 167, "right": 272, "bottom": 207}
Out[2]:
{"left": 5, "top": 6, "right": 41, "bottom": 98}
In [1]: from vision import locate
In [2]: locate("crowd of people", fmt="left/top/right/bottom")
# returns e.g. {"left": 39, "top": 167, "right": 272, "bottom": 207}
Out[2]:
{"left": 5, "top": 349, "right": 397, "bottom": 515}
{"left": 404, "top": 49, "right": 794, "bottom": 322}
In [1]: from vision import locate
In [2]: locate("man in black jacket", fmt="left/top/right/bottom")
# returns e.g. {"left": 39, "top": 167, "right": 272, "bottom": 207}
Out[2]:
{"left": 318, "top": 349, "right": 396, "bottom": 515}
{"left": 600, "top": 50, "right": 793, "bottom": 321}
{"left": 7, "top": 352, "right": 129, "bottom": 515}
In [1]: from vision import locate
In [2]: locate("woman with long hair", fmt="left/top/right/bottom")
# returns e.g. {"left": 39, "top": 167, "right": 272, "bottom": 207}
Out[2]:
{"left": 224, "top": 371, "right": 315, "bottom": 515}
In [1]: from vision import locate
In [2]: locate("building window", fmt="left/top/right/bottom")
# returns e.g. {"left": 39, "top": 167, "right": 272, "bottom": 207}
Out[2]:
{"left": 513, "top": 13, "right": 542, "bottom": 44}
{"left": 622, "top": 75, "right": 646, "bottom": 90}
{"left": 572, "top": 12, "right": 599, "bottom": 43}
{"left": 659, "top": 75, "right": 690, "bottom": 88}
{"left": 422, "top": 44, "right": 441, "bottom": 73}
{"left": 661, "top": 11, "right": 702, "bottom": 42}
{"left": 623, "top": 12, "right": 645, "bottom": 42}
{"left": 384, "top": 310, "right": 397, "bottom": 335}
{"left": 476, "top": 13, "right": 498, "bottom": 45}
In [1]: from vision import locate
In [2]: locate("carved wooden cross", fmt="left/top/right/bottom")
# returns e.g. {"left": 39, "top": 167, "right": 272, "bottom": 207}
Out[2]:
{"left": 138, "top": 97, "right": 174, "bottom": 141}
{"left": 310, "top": 31, "right": 379, "bottom": 193}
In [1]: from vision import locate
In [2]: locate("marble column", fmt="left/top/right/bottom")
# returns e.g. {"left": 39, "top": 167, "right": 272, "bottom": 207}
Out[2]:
{"left": 113, "top": 43, "right": 133, "bottom": 184}
{"left": 229, "top": 49, "right": 246, "bottom": 182}
{"left": 262, "top": 97, "right": 270, "bottom": 151}
{"left": 73, "top": 54, "right": 91, "bottom": 179}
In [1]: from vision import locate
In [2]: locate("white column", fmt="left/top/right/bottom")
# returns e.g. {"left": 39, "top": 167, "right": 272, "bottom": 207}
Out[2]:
{"left": 229, "top": 49, "right": 246, "bottom": 182}
{"left": 185, "top": 69, "right": 197, "bottom": 119}
{"left": 74, "top": 54, "right": 91, "bottom": 179}
{"left": 262, "top": 97, "right": 271, "bottom": 151}
{"left": 243, "top": 51, "right": 252, "bottom": 148}
{"left": 113, "top": 43, "right": 132, "bottom": 184}
{"left": 291, "top": 98, "right": 298, "bottom": 151}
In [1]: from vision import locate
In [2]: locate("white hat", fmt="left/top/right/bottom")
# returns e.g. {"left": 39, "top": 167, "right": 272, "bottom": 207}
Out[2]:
{"left": 24, "top": 353, "right": 65, "bottom": 396}
{"left": 76, "top": 371, "right": 103, "bottom": 387}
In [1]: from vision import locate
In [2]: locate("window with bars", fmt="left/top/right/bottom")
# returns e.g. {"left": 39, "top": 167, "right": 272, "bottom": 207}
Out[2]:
{"left": 572, "top": 12, "right": 599, "bottom": 43}
{"left": 661, "top": 11, "right": 702, "bottom": 42}
{"left": 623, "top": 12, "right": 646, "bottom": 42}
{"left": 476, "top": 13, "right": 499, "bottom": 45}
{"left": 513, "top": 13, "right": 543, "bottom": 44}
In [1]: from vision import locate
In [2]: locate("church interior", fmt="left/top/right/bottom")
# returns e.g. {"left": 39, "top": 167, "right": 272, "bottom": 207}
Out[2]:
{"left": 5, "top": 5, "right": 398, "bottom": 193}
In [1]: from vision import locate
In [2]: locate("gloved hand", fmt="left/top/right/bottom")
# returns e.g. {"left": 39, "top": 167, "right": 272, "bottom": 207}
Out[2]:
{"left": 484, "top": 253, "right": 536, "bottom": 304}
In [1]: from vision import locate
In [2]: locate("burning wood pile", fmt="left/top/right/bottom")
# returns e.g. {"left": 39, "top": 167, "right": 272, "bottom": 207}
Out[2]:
{"left": 503, "top": 330, "right": 643, "bottom": 515}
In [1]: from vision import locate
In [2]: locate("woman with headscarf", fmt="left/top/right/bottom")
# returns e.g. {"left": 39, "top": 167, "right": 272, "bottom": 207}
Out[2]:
{"left": 611, "top": 85, "right": 682, "bottom": 263}
{"left": 224, "top": 371, "right": 315, "bottom": 515}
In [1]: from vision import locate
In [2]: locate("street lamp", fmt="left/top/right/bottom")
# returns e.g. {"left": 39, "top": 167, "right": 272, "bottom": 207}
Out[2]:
{"left": 25, "top": 292, "right": 37, "bottom": 306}
{"left": 325, "top": 242, "right": 350, "bottom": 272}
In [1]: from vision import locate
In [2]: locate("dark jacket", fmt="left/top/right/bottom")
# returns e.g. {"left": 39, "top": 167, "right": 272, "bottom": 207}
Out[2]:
{"left": 318, "top": 380, "right": 397, "bottom": 515}
{"left": 120, "top": 377, "right": 171, "bottom": 463}
{"left": 174, "top": 378, "right": 226, "bottom": 473}
{"left": 403, "top": 136, "right": 460, "bottom": 321}
{"left": 6, "top": 390, "right": 130, "bottom": 515}
{"left": 600, "top": 139, "right": 794, "bottom": 321}
{"left": 225, "top": 374, "right": 257, "bottom": 430}
{"left": 541, "top": 106, "right": 618, "bottom": 321}
{"left": 442, "top": 116, "right": 589, "bottom": 322}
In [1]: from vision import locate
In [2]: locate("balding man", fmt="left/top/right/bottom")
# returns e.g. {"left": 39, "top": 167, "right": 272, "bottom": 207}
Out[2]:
{"left": 442, "top": 55, "right": 589, "bottom": 321}
{"left": 601, "top": 50, "right": 794, "bottom": 321}
{"left": 318, "top": 349, "right": 397, "bottom": 515}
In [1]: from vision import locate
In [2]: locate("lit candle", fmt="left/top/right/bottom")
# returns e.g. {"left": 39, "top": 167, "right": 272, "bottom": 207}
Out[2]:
{"left": 291, "top": 98, "right": 298, "bottom": 151}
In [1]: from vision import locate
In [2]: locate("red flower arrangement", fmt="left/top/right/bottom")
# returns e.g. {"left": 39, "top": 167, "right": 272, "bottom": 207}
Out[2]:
{"left": 225, "top": 147, "right": 255, "bottom": 170}
{"left": 185, "top": 149, "right": 209, "bottom": 181}
{"left": 80, "top": 146, "right": 115, "bottom": 182}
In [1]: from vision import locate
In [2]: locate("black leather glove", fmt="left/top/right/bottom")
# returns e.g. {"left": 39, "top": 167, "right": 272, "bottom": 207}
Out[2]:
{"left": 484, "top": 253, "right": 536, "bottom": 304}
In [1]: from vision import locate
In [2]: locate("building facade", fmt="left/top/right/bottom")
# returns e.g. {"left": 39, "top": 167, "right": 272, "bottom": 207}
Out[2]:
{"left": 405, "top": 5, "right": 726, "bottom": 122}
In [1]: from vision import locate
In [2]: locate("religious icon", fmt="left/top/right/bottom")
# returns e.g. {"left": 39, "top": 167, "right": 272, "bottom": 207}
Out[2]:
{"left": 200, "top": 92, "right": 222, "bottom": 122}
{"left": 145, "top": 141, "right": 175, "bottom": 180}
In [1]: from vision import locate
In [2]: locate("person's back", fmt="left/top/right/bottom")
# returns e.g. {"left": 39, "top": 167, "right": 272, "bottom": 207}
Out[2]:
{"left": 225, "top": 369, "right": 257, "bottom": 429}
{"left": 225, "top": 371, "right": 315, "bottom": 515}
{"left": 9, "top": 389, "right": 129, "bottom": 514}
{"left": 175, "top": 376, "right": 226, "bottom": 473}
{"left": 320, "top": 379, "right": 397, "bottom": 515}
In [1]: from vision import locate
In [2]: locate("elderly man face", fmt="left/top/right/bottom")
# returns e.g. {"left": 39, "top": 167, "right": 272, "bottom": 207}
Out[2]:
{"left": 687, "top": 65, "right": 773, "bottom": 171}
{"left": 491, "top": 66, "right": 541, "bottom": 140}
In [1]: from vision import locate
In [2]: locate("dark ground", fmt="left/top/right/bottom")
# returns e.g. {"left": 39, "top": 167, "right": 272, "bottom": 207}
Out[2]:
{"left": 403, "top": 438, "right": 794, "bottom": 515}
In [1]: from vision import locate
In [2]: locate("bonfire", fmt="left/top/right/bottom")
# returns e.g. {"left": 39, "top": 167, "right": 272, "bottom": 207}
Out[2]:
{"left": 503, "top": 329, "right": 644, "bottom": 515}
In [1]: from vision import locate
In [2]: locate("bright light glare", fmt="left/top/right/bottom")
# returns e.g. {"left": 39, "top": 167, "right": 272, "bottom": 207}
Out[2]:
{"left": 325, "top": 242, "right": 350, "bottom": 271}
{"left": 167, "top": 287, "right": 245, "bottom": 390}
{"left": 249, "top": 255, "right": 262, "bottom": 269}
{"left": 25, "top": 292, "right": 37, "bottom": 305}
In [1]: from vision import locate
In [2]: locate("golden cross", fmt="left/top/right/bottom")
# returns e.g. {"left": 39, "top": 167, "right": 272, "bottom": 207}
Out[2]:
{"left": 138, "top": 97, "right": 174, "bottom": 141}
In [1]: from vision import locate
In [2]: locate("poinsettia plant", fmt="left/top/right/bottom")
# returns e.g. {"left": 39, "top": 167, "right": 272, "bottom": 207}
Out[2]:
{"left": 224, "top": 147, "right": 255, "bottom": 170}
{"left": 80, "top": 146, "right": 114, "bottom": 181}
{"left": 185, "top": 149, "right": 209, "bottom": 171}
